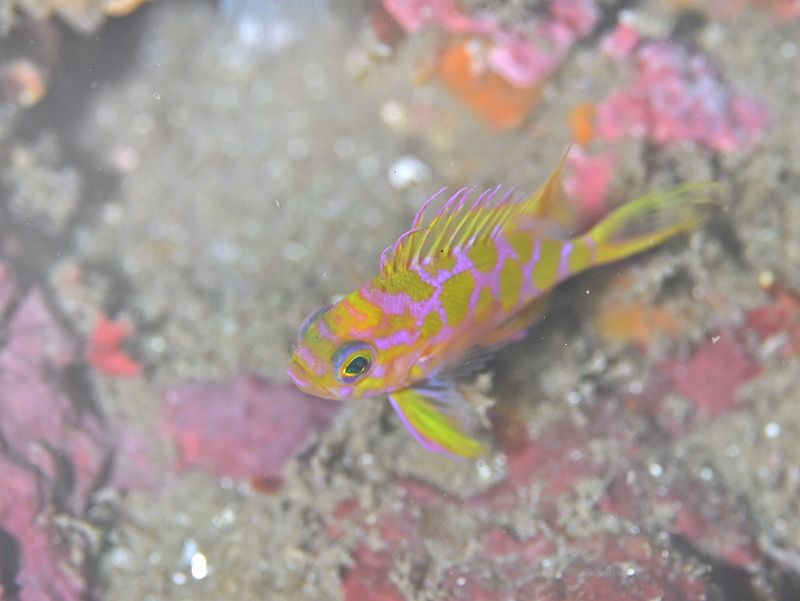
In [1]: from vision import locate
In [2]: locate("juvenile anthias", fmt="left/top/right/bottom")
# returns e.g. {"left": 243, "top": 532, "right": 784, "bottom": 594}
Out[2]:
{"left": 289, "top": 157, "right": 709, "bottom": 457}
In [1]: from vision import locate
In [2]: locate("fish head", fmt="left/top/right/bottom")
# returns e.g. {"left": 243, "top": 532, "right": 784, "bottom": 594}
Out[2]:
{"left": 288, "top": 290, "right": 409, "bottom": 401}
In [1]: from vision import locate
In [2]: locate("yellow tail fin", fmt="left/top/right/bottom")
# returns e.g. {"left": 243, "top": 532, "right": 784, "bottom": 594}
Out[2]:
{"left": 586, "top": 183, "right": 716, "bottom": 266}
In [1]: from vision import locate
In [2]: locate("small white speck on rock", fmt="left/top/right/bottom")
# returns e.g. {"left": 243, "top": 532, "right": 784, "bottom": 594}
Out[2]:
{"left": 764, "top": 422, "right": 781, "bottom": 439}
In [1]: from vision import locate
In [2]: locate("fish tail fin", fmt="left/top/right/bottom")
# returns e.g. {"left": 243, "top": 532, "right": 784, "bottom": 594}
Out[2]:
{"left": 584, "top": 183, "right": 716, "bottom": 266}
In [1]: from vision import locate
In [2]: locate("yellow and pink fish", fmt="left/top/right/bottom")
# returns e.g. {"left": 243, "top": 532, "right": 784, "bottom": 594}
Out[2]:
{"left": 288, "top": 158, "right": 709, "bottom": 457}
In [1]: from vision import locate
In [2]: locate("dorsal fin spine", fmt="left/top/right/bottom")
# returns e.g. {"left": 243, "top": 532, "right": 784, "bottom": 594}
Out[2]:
{"left": 411, "top": 187, "right": 447, "bottom": 229}
{"left": 379, "top": 156, "right": 574, "bottom": 276}
{"left": 447, "top": 189, "right": 489, "bottom": 251}
{"left": 416, "top": 187, "right": 474, "bottom": 263}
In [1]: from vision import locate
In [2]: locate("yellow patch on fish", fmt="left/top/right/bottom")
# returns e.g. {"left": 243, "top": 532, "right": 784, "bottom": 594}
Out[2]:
{"left": 468, "top": 239, "right": 498, "bottom": 273}
{"left": 499, "top": 258, "right": 523, "bottom": 310}
{"left": 425, "top": 253, "right": 457, "bottom": 276}
{"left": 378, "top": 270, "right": 435, "bottom": 301}
{"left": 532, "top": 239, "right": 561, "bottom": 289}
{"left": 441, "top": 270, "right": 476, "bottom": 326}
{"left": 343, "top": 295, "right": 383, "bottom": 330}
{"left": 474, "top": 285, "right": 494, "bottom": 323}
{"left": 507, "top": 231, "right": 534, "bottom": 263}
{"left": 421, "top": 310, "right": 443, "bottom": 338}
{"left": 568, "top": 238, "right": 593, "bottom": 272}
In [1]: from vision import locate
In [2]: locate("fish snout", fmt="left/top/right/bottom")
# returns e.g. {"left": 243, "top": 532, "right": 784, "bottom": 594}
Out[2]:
{"left": 287, "top": 356, "right": 312, "bottom": 391}
{"left": 287, "top": 356, "right": 340, "bottom": 400}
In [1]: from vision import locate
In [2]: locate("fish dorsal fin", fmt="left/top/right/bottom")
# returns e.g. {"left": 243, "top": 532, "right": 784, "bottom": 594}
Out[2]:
{"left": 380, "top": 154, "right": 570, "bottom": 275}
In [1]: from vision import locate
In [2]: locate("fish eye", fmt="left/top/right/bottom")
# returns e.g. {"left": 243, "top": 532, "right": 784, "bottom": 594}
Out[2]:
{"left": 332, "top": 341, "right": 375, "bottom": 384}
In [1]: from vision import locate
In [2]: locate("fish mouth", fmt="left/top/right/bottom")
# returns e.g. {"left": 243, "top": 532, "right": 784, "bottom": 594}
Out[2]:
{"left": 287, "top": 357, "right": 312, "bottom": 390}
{"left": 287, "top": 357, "right": 338, "bottom": 400}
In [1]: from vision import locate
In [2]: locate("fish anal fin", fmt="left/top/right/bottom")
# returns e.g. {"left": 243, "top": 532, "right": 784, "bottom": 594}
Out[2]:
{"left": 479, "top": 294, "right": 550, "bottom": 349}
{"left": 389, "top": 387, "right": 487, "bottom": 458}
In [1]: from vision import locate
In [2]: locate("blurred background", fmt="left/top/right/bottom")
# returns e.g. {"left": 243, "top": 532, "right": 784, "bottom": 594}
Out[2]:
{"left": 0, "top": 1, "right": 799, "bottom": 599}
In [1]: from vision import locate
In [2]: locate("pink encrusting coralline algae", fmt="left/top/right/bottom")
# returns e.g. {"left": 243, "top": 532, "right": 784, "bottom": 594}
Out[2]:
{"left": 564, "top": 146, "right": 618, "bottom": 225}
{"left": 383, "top": 0, "right": 601, "bottom": 89}
{"left": 484, "top": 0, "right": 599, "bottom": 88}
{"left": 162, "top": 374, "right": 339, "bottom": 482}
{"left": 0, "top": 263, "right": 155, "bottom": 601}
{"left": 596, "top": 41, "right": 769, "bottom": 152}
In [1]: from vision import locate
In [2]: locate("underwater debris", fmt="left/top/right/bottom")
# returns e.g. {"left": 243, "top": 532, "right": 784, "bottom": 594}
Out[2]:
{"left": 591, "top": 272, "right": 687, "bottom": 348}
{"left": 602, "top": 469, "right": 761, "bottom": 570}
{"left": 435, "top": 39, "right": 542, "bottom": 130}
{"left": 440, "top": 534, "right": 713, "bottom": 600}
{"left": 162, "top": 374, "right": 339, "bottom": 484}
{"left": 568, "top": 101, "right": 597, "bottom": 146}
{"left": 0, "top": 19, "right": 57, "bottom": 139}
{"left": 4, "top": 134, "right": 80, "bottom": 234}
{"left": 594, "top": 299, "right": 680, "bottom": 347}
{"left": 1, "top": 57, "right": 46, "bottom": 107}
{"left": 0, "top": 456, "right": 86, "bottom": 601}
{"left": 0, "top": 271, "right": 115, "bottom": 601}
{"left": 596, "top": 40, "right": 770, "bottom": 151}
{"left": 2, "top": 0, "right": 151, "bottom": 34}
{"left": 343, "top": 543, "right": 404, "bottom": 601}
{"left": 381, "top": 0, "right": 601, "bottom": 129}
{"left": 218, "top": 0, "right": 330, "bottom": 52}
{"left": 655, "top": 334, "right": 761, "bottom": 430}
{"left": 334, "top": 400, "right": 739, "bottom": 600}
{"left": 664, "top": 0, "right": 800, "bottom": 20}
{"left": 747, "top": 281, "right": 800, "bottom": 358}
{"left": 473, "top": 402, "right": 640, "bottom": 515}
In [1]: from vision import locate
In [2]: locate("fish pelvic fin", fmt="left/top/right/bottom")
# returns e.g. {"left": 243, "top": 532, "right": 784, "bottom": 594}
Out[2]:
{"left": 584, "top": 182, "right": 717, "bottom": 267}
{"left": 388, "top": 386, "right": 487, "bottom": 459}
{"left": 381, "top": 154, "right": 573, "bottom": 275}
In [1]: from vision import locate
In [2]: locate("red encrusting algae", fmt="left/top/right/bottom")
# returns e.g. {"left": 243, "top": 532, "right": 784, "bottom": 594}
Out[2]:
{"left": 162, "top": 374, "right": 339, "bottom": 484}
{"left": 86, "top": 312, "right": 143, "bottom": 377}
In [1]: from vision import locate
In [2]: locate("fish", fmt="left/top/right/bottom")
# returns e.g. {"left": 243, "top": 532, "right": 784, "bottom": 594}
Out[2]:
{"left": 288, "top": 157, "right": 711, "bottom": 458}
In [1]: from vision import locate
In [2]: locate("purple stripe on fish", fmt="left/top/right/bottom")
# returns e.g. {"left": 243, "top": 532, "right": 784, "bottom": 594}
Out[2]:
{"left": 295, "top": 345, "right": 320, "bottom": 371}
{"left": 558, "top": 241, "right": 573, "bottom": 279}
{"left": 585, "top": 235, "right": 598, "bottom": 264}
{"left": 523, "top": 237, "right": 543, "bottom": 295}
{"left": 287, "top": 366, "right": 309, "bottom": 389}
{"left": 485, "top": 233, "right": 518, "bottom": 301}
{"left": 365, "top": 287, "right": 419, "bottom": 315}
{"left": 373, "top": 329, "right": 419, "bottom": 350}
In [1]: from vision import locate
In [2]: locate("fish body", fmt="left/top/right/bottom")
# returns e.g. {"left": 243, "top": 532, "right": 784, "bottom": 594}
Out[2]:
{"left": 289, "top": 158, "right": 710, "bottom": 457}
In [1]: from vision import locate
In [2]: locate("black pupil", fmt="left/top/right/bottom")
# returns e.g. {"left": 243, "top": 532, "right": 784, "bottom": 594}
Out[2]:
{"left": 345, "top": 356, "right": 368, "bottom": 376}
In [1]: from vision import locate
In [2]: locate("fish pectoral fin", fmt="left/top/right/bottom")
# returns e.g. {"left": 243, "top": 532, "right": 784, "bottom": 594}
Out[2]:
{"left": 479, "top": 293, "right": 550, "bottom": 349}
{"left": 388, "top": 386, "right": 488, "bottom": 458}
